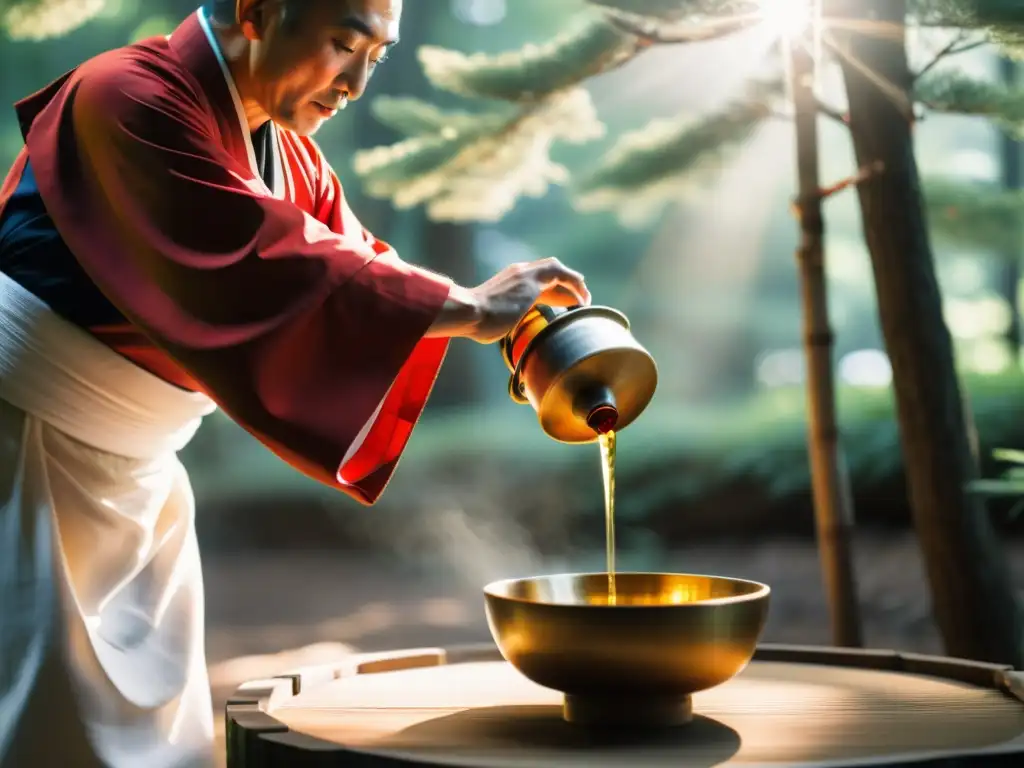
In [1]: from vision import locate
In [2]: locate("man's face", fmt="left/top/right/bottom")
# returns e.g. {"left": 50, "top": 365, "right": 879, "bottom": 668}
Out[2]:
{"left": 241, "top": 0, "right": 401, "bottom": 135}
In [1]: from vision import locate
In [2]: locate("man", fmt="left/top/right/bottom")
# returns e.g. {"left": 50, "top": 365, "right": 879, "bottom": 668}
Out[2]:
{"left": 0, "top": 1, "right": 590, "bottom": 765}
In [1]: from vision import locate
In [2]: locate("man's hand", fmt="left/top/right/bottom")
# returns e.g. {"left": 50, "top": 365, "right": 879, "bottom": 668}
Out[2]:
{"left": 428, "top": 258, "right": 592, "bottom": 344}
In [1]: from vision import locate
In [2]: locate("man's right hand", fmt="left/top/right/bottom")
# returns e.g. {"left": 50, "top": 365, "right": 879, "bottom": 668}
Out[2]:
{"left": 428, "top": 258, "right": 592, "bottom": 344}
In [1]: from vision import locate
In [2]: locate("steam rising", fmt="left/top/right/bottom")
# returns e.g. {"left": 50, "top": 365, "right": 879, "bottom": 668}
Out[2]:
{"left": 346, "top": 467, "right": 578, "bottom": 587}
{"left": 381, "top": 491, "right": 548, "bottom": 587}
{"left": 424, "top": 505, "right": 545, "bottom": 587}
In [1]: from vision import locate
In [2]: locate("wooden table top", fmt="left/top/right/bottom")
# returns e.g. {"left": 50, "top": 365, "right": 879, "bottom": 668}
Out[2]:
{"left": 271, "top": 659, "right": 1024, "bottom": 766}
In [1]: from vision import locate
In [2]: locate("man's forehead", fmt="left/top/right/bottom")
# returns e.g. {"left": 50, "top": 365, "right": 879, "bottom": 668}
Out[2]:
{"left": 320, "top": 0, "right": 402, "bottom": 38}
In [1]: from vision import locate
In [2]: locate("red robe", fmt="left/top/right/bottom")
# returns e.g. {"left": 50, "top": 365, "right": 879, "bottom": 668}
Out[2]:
{"left": 0, "top": 11, "right": 452, "bottom": 504}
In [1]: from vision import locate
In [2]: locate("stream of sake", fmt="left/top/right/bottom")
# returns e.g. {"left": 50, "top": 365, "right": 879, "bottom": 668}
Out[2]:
{"left": 598, "top": 430, "right": 617, "bottom": 605}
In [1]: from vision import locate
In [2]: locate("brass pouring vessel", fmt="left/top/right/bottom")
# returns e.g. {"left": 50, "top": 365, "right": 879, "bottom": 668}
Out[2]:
{"left": 500, "top": 305, "right": 658, "bottom": 443}
{"left": 484, "top": 572, "right": 771, "bottom": 728}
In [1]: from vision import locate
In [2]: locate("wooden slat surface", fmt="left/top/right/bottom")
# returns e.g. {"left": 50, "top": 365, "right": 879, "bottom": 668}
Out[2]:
{"left": 270, "top": 660, "right": 1024, "bottom": 766}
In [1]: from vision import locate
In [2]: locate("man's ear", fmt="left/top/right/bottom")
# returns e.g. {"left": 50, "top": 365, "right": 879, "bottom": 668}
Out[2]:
{"left": 238, "top": 0, "right": 276, "bottom": 41}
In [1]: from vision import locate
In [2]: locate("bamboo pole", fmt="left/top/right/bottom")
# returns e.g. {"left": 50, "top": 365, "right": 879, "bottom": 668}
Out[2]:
{"left": 785, "top": 0, "right": 863, "bottom": 647}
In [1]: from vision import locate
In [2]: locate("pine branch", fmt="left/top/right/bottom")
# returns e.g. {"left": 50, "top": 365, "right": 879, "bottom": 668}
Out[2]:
{"left": 910, "top": 0, "right": 1024, "bottom": 59}
{"left": 969, "top": 0, "right": 1024, "bottom": 26}
{"left": 910, "top": 0, "right": 1022, "bottom": 26}
{"left": 417, "top": 5, "right": 758, "bottom": 103}
{"left": 417, "top": 14, "right": 638, "bottom": 102}
{"left": 923, "top": 176, "right": 1024, "bottom": 255}
{"left": 909, "top": 0, "right": 976, "bottom": 26}
{"left": 353, "top": 90, "right": 604, "bottom": 223}
{"left": 966, "top": 0, "right": 1024, "bottom": 59}
{"left": 603, "top": 10, "right": 760, "bottom": 45}
{"left": 974, "top": 445, "right": 1024, "bottom": 519}
{"left": 815, "top": 97, "right": 848, "bottom": 125}
{"left": 913, "top": 31, "right": 988, "bottom": 82}
{"left": 916, "top": 70, "right": 1024, "bottom": 137}
{"left": 369, "top": 96, "right": 513, "bottom": 137}
{"left": 990, "top": 28, "right": 1024, "bottom": 60}
{"left": 586, "top": 0, "right": 758, "bottom": 20}
{"left": 1, "top": 0, "right": 107, "bottom": 39}
{"left": 573, "top": 77, "right": 783, "bottom": 226}
{"left": 813, "top": 161, "right": 886, "bottom": 205}
{"left": 353, "top": 111, "right": 511, "bottom": 187}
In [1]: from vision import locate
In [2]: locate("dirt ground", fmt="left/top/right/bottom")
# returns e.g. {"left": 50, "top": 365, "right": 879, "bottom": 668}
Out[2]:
{"left": 203, "top": 532, "right": 1024, "bottom": 766}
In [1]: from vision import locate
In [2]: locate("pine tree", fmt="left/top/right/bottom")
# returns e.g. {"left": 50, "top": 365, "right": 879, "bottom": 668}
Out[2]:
{"left": 355, "top": 0, "right": 1024, "bottom": 664}
{"left": 837, "top": 0, "right": 1023, "bottom": 665}
{"left": 353, "top": 0, "right": 1024, "bottom": 244}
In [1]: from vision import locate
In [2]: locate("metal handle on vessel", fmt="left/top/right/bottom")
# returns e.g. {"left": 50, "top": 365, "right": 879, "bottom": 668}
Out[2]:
{"left": 503, "top": 304, "right": 575, "bottom": 404}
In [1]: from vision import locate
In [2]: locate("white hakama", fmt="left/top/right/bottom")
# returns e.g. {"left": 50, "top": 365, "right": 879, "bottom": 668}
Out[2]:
{"left": 0, "top": 271, "right": 218, "bottom": 767}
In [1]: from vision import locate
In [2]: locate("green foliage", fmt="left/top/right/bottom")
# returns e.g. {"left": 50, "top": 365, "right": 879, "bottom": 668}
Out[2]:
{"left": 1, "top": 0, "right": 107, "bottom": 39}
{"left": 908, "top": 0, "right": 964, "bottom": 24}
{"left": 352, "top": 10, "right": 644, "bottom": 218}
{"left": 352, "top": 108, "right": 511, "bottom": 190}
{"left": 355, "top": 0, "right": 1024, "bottom": 232}
{"left": 977, "top": 0, "right": 1024, "bottom": 60}
{"left": 908, "top": 4, "right": 1024, "bottom": 256}
{"left": 971, "top": 448, "right": 1024, "bottom": 518}
{"left": 352, "top": 91, "right": 604, "bottom": 221}
{"left": 923, "top": 177, "right": 1024, "bottom": 254}
{"left": 968, "top": 0, "right": 1024, "bottom": 26}
{"left": 912, "top": 0, "right": 1023, "bottom": 26}
{"left": 912, "top": 0, "right": 1024, "bottom": 58}
{"left": 586, "top": 0, "right": 757, "bottom": 20}
{"left": 186, "top": 372, "right": 1024, "bottom": 540}
{"left": 368, "top": 96, "right": 505, "bottom": 137}
{"left": 989, "top": 29, "right": 1024, "bottom": 60}
{"left": 356, "top": 0, "right": 782, "bottom": 222}
{"left": 916, "top": 70, "right": 1024, "bottom": 137}
{"left": 574, "top": 76, "right": 783, "bottom": 224}
{"left": 417, "top": 14, "right": 635, "bottom": 102}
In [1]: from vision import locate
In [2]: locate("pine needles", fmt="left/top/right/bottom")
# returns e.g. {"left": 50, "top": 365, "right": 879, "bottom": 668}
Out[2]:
{"left": 1, "top": 0, "right": 107, "bottom": 39}
{"left": 348, "top": 0, "right": 1024, "bottom": 255}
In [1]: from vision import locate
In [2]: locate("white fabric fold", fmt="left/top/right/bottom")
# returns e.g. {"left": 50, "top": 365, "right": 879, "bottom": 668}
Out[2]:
{"left": 0, "top": 270, "right": 218, "bottom": 768}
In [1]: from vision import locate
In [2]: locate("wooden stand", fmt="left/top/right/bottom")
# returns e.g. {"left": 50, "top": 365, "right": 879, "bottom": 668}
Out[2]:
{"left": 226, "top": 643, "right": 1024, "bottom": 767}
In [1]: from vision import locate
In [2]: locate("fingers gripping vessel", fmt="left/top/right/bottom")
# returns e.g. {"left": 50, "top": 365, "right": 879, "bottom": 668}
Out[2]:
{"left": 500, "top": 305, "right": 658, "bottom": 441}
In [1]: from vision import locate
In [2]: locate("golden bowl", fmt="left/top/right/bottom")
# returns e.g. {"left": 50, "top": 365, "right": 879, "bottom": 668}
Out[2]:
{"left": 483, "top": 572, "right": 770, "bottom": 727}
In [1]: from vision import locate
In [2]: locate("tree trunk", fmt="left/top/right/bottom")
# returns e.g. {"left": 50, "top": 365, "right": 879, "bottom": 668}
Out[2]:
{"left": 999, "top": 58, "right": 1021, "bottom": 359}
{"left": 787, "top": 16, "right": 863, "bottom": 648}
{"left": 837, "top": 0, "right": 1024, "bottom": 665}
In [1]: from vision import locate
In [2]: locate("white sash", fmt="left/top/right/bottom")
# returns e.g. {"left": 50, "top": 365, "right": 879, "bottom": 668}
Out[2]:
{"left": 0, "top": 272, "right": 213, "bottom": 458}
{"left": 0, "top": 271, "right": 218, "bottom": 767}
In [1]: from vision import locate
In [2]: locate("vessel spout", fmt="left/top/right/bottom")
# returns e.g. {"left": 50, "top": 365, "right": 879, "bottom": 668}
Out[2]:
{"left": 587, "top": 405, "right": 619, "bottom": 435}
{"left": 575, "top": 386, "right": 619, "bottom": 435}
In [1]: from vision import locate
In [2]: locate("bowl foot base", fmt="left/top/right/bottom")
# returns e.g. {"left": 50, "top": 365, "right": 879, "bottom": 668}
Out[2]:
{"left": 563, "top": 693, "right": 693, "bottom": 728}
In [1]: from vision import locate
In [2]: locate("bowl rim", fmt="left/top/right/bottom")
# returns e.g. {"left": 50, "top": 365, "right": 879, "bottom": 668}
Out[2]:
{"left": 483, "top": 571, "right": 771, "bottom": 608}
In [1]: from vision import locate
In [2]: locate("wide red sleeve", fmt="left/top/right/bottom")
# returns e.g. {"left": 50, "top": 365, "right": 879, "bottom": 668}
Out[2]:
{"left": 26, "top": 59, "right": 451, "bottom": 504}
{"left": 304, "top": 138, "right": 452, "bottom": 499}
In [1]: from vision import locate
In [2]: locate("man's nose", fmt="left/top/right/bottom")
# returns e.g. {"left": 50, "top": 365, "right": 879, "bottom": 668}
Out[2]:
{"left": 336, "top": 56, "right": 372, "bottom": 102}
